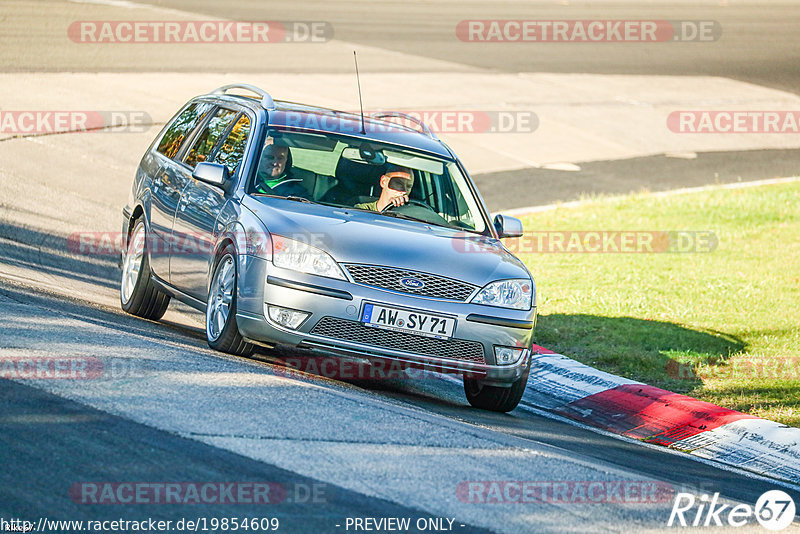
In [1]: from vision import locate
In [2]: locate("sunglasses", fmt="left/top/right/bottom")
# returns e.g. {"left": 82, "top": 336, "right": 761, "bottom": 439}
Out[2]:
{"left": 385, "top": 172, "right": 413, "bottom": 193}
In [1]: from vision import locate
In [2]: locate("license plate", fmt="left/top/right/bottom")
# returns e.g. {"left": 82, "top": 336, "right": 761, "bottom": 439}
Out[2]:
{"left": 361, "top": 303, "right": 455, "bottom": 340}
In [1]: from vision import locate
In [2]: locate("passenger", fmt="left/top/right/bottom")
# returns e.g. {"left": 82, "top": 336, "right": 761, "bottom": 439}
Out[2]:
{"left": 355, "top": 164, "right": 414, "bottom": 212}
{"left": 254, "top": 141, "right": 309, "bottom": 197}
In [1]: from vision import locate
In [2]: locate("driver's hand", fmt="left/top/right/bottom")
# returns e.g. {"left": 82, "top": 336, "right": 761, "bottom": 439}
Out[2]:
{"left": 388, "top": 191, "right": 408, "bottom": 207}
{"left": 377, "top": 190, "right": 408, "bottom": 211}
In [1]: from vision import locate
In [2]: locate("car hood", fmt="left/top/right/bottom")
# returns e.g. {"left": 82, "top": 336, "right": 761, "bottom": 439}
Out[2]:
{"left": 242, "top": 196, "right": 531, "bottom": 286}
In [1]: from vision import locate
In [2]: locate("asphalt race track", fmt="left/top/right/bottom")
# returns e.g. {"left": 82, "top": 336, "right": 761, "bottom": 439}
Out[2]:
{"left": 3, "top": 278, "right": 799, "bottom": 532}
{"left": 1, "top": 1, "right": 800, "bottom": 532}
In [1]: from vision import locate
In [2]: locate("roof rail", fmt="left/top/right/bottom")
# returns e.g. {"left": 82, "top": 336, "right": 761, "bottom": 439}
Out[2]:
{"left": 212, "top": 84, "right": 275, "bottom": 110}
{"left": 370, "top": 111, "right": 438, "bottom": 140}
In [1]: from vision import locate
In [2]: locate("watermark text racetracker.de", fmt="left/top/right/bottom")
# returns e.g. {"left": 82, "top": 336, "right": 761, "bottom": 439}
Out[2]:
{"left": 273, "top": 355, "right": 487, "bottom": 381}
{"left": 457, "top": 20, "right": 721, "bottom": 42}
{"left": 668, "top": 111, "right": 800, "bottom": 133}
{"left": 667, "top": 357, "right": 800, "bottom": 381}
{"left": 69, "top": 230, "right": 282, "bottom": 257}
{"left": 69, "top": 481, "right": 326, "bottom": 505}
{"left": 0, "top": 111, "right": 151, "bottom": 134}
{"left": 456, "top": 231, "right": 718, "bottom": 254}
{"left": 287, "top": 110, "right": 538, "bottom": 134}
{"left": 68, "top": 20, "right": 333, "bottom": 43}
{"left": 457, "top": 480, "right": 675, "bottom": 504}
{"left": 0, "top": 356, "right": 152, "bottom": 380}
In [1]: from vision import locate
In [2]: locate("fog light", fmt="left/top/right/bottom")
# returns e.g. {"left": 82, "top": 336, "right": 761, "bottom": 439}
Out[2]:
{"left": 266, "top": 305, "right": 310, "bottom": 329}
{"left": 494, "top": 346, "right": 525, "bottom": 365}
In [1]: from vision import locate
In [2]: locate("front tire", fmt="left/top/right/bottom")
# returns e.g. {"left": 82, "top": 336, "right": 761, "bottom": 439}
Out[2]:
{"left": 120, "top": 217, "right": 170, "bottom": 320}
{"left": 206, "top": 247, "right": 254, "bottom": 356}
{"left": 464, "top": 364, "right": 530, "bottom": 413}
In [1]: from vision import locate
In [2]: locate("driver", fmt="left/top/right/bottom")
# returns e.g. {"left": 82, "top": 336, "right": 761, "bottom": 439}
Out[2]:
{"left": 253, "top": 141, "right": 309, "bottom": 197}
{"left": 355, "top": 164, "right": 414, "bottom": 212}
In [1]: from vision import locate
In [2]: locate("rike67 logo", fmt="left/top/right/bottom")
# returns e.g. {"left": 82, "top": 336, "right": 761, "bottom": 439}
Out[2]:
{"left": 668, "top": 490, "right": 796, "bottom": 531}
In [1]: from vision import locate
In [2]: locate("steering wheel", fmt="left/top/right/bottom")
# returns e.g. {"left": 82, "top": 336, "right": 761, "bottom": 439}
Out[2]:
{"left": 381, "top": 199, "right": 437, "bottom": 213}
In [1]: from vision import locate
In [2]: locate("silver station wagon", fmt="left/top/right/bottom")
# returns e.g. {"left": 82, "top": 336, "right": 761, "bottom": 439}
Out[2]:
{"left": 120, "top": 84, "right": 536, "bottom": 411}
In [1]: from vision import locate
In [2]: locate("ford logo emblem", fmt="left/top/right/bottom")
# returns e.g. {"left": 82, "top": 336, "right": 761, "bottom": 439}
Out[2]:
{"left": 399, "top": 277, "right": 425, "bottom": 290}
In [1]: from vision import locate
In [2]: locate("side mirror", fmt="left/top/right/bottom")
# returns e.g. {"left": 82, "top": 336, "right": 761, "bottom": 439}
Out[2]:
{"left": 193, "top": 162, "right": 232, "bottom": 193}
{"left": 494, "top": 214, "right": 524, "bottom": 238}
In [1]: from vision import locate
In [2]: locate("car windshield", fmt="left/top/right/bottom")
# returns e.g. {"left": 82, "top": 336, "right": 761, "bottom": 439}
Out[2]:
{"left": 247, "top": 129, "right": 488, "bottom": 233}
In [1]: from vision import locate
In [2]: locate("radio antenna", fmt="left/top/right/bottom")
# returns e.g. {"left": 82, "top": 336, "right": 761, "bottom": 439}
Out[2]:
{"left": 353, "top": 51, "right": 366, "bottom": 135}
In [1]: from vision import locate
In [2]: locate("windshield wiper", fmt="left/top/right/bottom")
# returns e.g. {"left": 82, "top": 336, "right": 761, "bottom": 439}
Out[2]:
{"left": 254, "top": 193, "right": 315, "bottom": 203}
{"left": 381, "top": 211, "right": 483, "bottom": 234}
{"left": 379, "top": 210, "right": 427, "bottom": 222}
{"left": 379, "top": 210, "right": 459, "bottom": 229}
{"left": 283, "top": 195, "right": 313, "bottom": 203}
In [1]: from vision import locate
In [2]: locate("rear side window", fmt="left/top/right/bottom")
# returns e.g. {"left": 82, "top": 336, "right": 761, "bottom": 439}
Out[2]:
{"left": 184, "top": 108, "right": 237, "bottom": 169}
{"left": 214, "top": 114, "right": 251, "bottom": 175}
{"left": 156, "top": 102, "right": 212, "bottom": 160}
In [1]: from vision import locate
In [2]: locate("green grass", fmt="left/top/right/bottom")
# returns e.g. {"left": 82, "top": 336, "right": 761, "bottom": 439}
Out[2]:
{"left": 514, "top": 181, "right": 800, "bottom": 426}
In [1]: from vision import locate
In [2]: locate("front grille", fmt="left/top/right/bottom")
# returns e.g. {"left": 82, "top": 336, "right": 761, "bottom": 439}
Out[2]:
{"left": 343, "top": 264, "right": 477, "bottom": 301}
{"left": 311, "top": 317, "right": 486, "bottom": 364}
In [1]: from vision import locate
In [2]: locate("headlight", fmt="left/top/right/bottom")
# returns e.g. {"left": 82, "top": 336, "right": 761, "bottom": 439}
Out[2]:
{"left": 472, "top": 279, "right": 533, "bottom": 310}
{"left": 271, "top": 235, "right": 345, "bottom": 280}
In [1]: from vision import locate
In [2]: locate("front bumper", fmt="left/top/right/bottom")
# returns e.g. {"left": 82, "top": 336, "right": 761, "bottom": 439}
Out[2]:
{"left": 235, "top": 256, "right": 536, "bottom": 386}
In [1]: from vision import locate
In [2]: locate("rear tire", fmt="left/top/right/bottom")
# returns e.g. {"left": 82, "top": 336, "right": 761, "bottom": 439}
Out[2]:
{"left": 464, "top": 364, "right": 530, "bottom": 413}
{"left": 120, "top": 217, "right": 170, "bottom": 320}
{"left": 205, "top": 246, "right": 254, "bottom": 356}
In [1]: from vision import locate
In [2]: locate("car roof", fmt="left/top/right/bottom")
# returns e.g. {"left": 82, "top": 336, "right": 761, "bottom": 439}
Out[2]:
{"left": 202, "top": 86, "right": 453, "bottom": 159}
